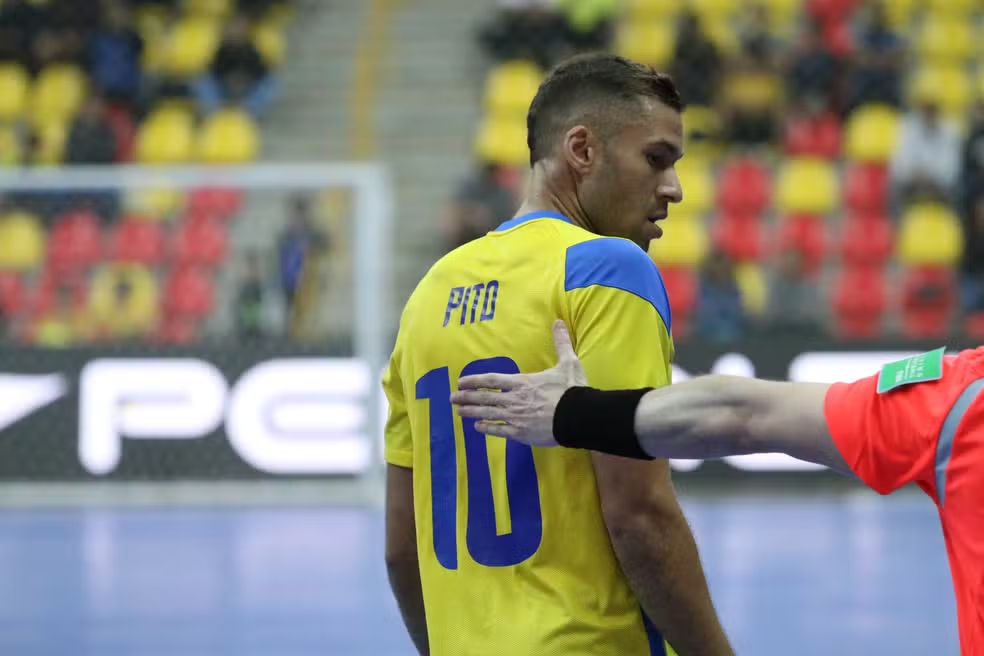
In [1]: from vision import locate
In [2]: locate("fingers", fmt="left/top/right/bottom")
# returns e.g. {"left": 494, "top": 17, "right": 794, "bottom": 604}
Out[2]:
{"left": 454, "top": 404, "right": 515, "bottom": 421}
{"left": 457, "top": 373, "right": 520, "bottom": 391}
{"left": 451, "top": 389, "right": 512, "bottom": 407}
{"left": 474, "top": 420, "right": 518, "bottom": 438}
{"left": 551, "top": 319, "right": 577, "bottom": 366}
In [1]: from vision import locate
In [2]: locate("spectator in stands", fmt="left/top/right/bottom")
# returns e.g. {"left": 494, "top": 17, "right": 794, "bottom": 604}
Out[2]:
{"left": 786, "top": 18, "right": 840, "bottom": 109}
{"left": 889, "top": 96, "right": 961, "bottom": 211}
{"left": 960, "top": 101, "right": 984, "bottom": 211}
{"left": 694, "top": 250, "right": 746, "bottom": 343}
{"left": 669, "top": 12, "right": 720, "bottom": 108}
{"left": 845, "top": 0, "right": 903, "bottom": 113}
{"left": 193, "top": 15, "right": 278, "bottom": 120}
{"left": 278, "top": 195, "right": 328, "bottom": 316}
{"left": 763, "top": 250, "right": 819, "bottom": 333}
{"left": 478, "top": 0, "right": 571, "bottom": 70}
{"left": 784, "top": 92, "right": 841, "bottom": 158}
{"left": 235, "top": 251, "right": 269, "bottom": 341}
{"left": 553, "top": 0, "right": 615, "bottom": 54}
{"left": 736, "top": 4, "right": 779, "bottom": 67}
{"left": 240, "top": 0, "right": 290, "bottom": 20}
{"left": 721, "top": 4, "right": 782, "bottom": 146}
{"left": 63, "top": 94, "right": 120, "bottom": 221}
{"left": 89, "top": 1, "right": 144, "bottom": 111}
{"left": 441, "top": 162, "right": 518, "bottom": 251}
{"left": 0, "top": 0, "right": 46, "bottom": 67}
{"left": 33, "top": 286, "right": 86, "bottom": 348}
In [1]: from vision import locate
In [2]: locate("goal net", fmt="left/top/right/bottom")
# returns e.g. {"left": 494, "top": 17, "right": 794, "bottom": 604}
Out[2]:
{"left": 0, "top": 163, "right": 393, "bottom": 504}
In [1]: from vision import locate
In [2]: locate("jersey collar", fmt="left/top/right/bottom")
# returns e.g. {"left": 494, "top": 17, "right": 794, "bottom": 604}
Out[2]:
{"left": 494, "top": 210, "right": 573, "bottom": 232}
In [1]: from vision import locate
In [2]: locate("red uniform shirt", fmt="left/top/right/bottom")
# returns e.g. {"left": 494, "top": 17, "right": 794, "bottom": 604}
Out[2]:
{"left": 824, "top": 347, "right": 984, "bottom": 655}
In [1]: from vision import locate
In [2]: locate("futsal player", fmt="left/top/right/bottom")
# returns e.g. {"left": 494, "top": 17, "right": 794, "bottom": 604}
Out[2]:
{"left": 452, "top": 321, "right": 984, "bottom": 655}
{"left": 382, "top": 54, "right": 733, "bottom": 656}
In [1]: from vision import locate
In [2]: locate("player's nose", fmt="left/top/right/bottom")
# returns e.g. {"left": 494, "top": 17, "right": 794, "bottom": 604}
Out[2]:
{"left": 658, "top": 168, "right": 683, "bottom": 204}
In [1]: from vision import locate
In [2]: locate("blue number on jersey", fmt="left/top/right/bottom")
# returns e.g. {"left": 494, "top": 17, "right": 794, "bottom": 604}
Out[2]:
{"left": 415, "top": 356, "right": 542, "bottom": 569}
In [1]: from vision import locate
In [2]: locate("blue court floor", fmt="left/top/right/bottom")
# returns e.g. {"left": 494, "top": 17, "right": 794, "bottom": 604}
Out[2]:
{"left": 0, "top": 491, "right": 957, "bottom": 656}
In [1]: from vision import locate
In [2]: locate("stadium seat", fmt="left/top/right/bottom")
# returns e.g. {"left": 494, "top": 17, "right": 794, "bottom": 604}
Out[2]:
{"left": 712, "top": 213, "right": 765, "bottom": 263}
{"left": 925, "top": 0, "right": 975, "bottom": 16}
{"left": 88, "top": 265, "right": 160, "bottom": 336}
{"left": 917, "top": 17, "right": 974, "bottom": 64}
{"left": 625, "top": 0, "right": 683, "bottom": 19}
{"left": 197, "top": 109, "right": 260, "bottom": 164}
{"left": 0, "top": 272, "right": 25, "bottom": 316}
{"left": 616, "top": 21, "right": 675, "bottom": 67}
{"left": 735, "top": 263, "right": 767, "bottom": 317}
{"left": 184, "top": 0, "right": 233, "bottom": 19}
{"left": 701, "top": 16, "right": 740, "bottom": 55}
{"left": 0, "top": 211, "right": 44, "bottom": 271}
{"left": 0, "top": 125, "right": 23, "bottom": 166}
{"left": 689, "top": 0, "right": 740, "bottom": 21}
{"left": 649, "top": 219, "right": 708, "bottom": 267}
{"left": 186, "top": 187, "right": 243, "bottom": 222}
{"left": 253, "top": 18, "right": 286, "bottom": 68}
{"left": 901, "top": 267, "right": 956, "bottom": 339}
{"left": 29, "top": 64, "right": 87, "bottom": 127}
{"left": 840, "top": 213, "right": 894, "bottom": 268}
{"left": 910, "top": 66, "right": 972, "bottom": 118}
{"left": 965, "top": 313, "right": 984, "bottom": 339}
{"left": 475, "top": 115, "right": 528, "bottom": 167}
{"left": 721, "top": 71, "right": 783, "bottom": 111}
{"left": 717, "top": 157, "right": 771, "bottom": 215}
{"left": 844, "top": 104, "right": 899, "bottom": 163}
{"left": 484, "top": 61, "right": 543, "bottom": 120}
{"left": 164, "top": 266, "right": 215, "bottom": 317}
{"left": 136, "top": 107, "right": 195, "bottom": 164}
{"left": 897, "top": 203, "right": 963, "bottom": 266}
{"left": 683, "top": 105, "right": 721, "bottom": 157}
{"left": 783, "top": 111, "right": 841, "bottom": 159}
{"left": 47, "top": 211, "right": 104, "bottom": 277}
{"left": 125, "top": 188, "right": 185, "bottom": 221}
{"left": 775, "top": 158, "right": 838, "bottom": 215}
{"left": 882, "top": 0, "right": 919, "bottom": 28}
{"left": 171, "top": 219, "right": 228, "bottom": 268}
{"left": 832, "top": 267, "right": 887, "bottom": 338}
{"left": 761, "top": 0, "right": 801, "bottom": 34}
{"left": 659, "top": 266, "right": 696, "bottom": 337}
{"left": 777, "top": 215, "right": 827, "bottom": 274}
{"left": 843, "top": 163, "right": 888, "bottom": 215}
{"left": 0, "top": 64, "right": 28, "bottom": 120}
{"left": 107, "top": 220, "right": 166, "bottom": 265}
{"left": 156, "top": 317, "right": 201, "bottom": 345}
{"left": 165, "top": 17, "right": 221, "bottom": 78}
{"left": 806, "top": 0, "right": 858, "bottom": 24}
{"left": 675, "top": 158, "right": 714, "bottom": 218}
{"left": 32, "top": 121, "right": 68, "bottom": 165}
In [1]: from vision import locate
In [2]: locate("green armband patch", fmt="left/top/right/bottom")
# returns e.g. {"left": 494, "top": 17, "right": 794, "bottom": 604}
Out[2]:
{"left": 876, "top": 347, "right": 946, "bottom": 394}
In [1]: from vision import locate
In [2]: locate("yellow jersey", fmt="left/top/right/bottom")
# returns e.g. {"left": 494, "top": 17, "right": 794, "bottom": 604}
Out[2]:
{"left": 383, "top": 210, "right": 677, "bottom": 656}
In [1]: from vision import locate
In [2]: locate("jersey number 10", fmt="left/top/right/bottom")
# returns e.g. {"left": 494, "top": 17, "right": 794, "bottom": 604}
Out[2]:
{"left": 416, "top": 356, "right": 543, "bottom": 569}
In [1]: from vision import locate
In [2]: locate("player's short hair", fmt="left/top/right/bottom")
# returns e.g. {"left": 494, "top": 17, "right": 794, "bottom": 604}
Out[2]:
{"left": 526, "top": 53, "right": 683, "bottom": 167}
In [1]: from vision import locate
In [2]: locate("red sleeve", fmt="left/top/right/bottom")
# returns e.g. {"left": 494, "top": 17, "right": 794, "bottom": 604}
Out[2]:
{"left": 823, "top": 371, "right": 952, "bottom": 495}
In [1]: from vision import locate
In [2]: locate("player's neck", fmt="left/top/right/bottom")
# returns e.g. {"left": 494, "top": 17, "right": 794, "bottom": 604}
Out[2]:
{"left": 520, "top": 169, "right": 594, "bottom": 233}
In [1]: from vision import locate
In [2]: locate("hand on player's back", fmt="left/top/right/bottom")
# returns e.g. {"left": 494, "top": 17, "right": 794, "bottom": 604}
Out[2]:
{"left": 452, "top": 320, "right": 587, "bottom": 448}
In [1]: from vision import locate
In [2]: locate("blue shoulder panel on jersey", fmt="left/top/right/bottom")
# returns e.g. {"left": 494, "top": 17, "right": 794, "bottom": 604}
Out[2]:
{"left": 495, "top": 210, "right": 573, "bottom": 232}
{"left": 564, "top": 238, "right": 672, "bottom": 333}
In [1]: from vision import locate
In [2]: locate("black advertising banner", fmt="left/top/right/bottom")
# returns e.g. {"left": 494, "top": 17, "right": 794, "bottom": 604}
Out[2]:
{"left": 0, "top": 335, "right": 975, "bottom": 481}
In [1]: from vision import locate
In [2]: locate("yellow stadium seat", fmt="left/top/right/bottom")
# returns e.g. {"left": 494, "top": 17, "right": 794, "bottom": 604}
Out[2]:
{"left": 253, "top": 20, "right": 286, "bottom": 68}
{"left": 925, "top": 0, "right": 975, "bottom": 17}
{"left": 776, "top": 158, "right": 838, "bottom": 215}
{"left": 165, "top": 18, "right": 220, "bottom": 78}
{"left": 183, "top": 0, "right": 232, "bottom": 19}
{"left": 897, "top": 203, "right": 963, "bottom": 266}
{"left": 688, "top": 0, "right": 739, "bottom": 21}
{"left": 474, "top": 115, "right": 528, "bottom": 168}
{"left": 844, "top": 104, "right": 900, "bottom": 163}
{"left": 484, "top": 61, "right": 543, "bottom": 120}
{"left": 0, "top": 126, "right": 23, "bottom": 166}
{"left": 88, "top": 264, "right": 160, "bottom": 337}
{"left": 721, "top": 71, "right": 783, "bottom": 110}
{"left": 760, "top": 0, "right": 800, "bottom": 33}
{"left": 0, "top": 211, "right": 45, "bottom": 271}
{"left": 701, "top": 16, "right": 740, "bottom": 55}
{"left": 0, "top": 64, "right": 28, "bottom": 120}
{"left": 917, "top": 17, "right": 974, "bottom": 64}
{"left": 910, "top": 66, "right": 972, "bottom": 118}
{"left": 736, "top": 263, "right": 767, "bottom": 316}
{"left": 30, "top": 64, "right": 87, "bottom": 127}
{"left": 616, "top": 21, "right": 675, "bottom": 68}
{"left": 126, "top": 188, "right": 184, "bottom": 221}
{"left": 884, "top": 0, "right": 920, "bottom": 29}
{"left": 136, "top": 107, "right": 195, "bottom": 164}
{"left": 264, "top": 2, "right": 295, "bottom": 29}
{"left": 683, "top": 105, "right": 722, "bottom": 158}
{"left": 32, "top": 121, "right": 68, "bottom": 165}
{"left": 674, "top": 158, "right": 714, "bottom": 218}
{"left": 649, "top": 219, "right": 708, "bottom": 267}
{"left": 624, "top": 0, "right": 683, "bottom": 19}
{"left": 197, "top": 109, "right": 261, "bottom": 164}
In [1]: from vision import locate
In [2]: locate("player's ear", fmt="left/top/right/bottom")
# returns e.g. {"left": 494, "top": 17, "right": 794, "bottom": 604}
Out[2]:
{"left": 563, "top": 125, "right": 594, "bottom": 177}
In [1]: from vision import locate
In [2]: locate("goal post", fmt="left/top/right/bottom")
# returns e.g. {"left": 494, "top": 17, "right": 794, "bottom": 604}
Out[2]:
{"left": 0, "top": 163, "right": 395, "bottom": 499}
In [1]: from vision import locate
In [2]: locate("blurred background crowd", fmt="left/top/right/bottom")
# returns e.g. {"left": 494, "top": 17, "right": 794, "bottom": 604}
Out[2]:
{"left": 0, "top": 0, "right": 981, "bottom": 349}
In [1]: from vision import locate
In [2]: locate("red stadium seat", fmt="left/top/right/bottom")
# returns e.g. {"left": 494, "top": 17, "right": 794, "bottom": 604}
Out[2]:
{"left": 156, "top": 317, "right": 200, "bottom": 345}
{"left": 844, "top": 163, "right": 888, "bottom": 215}
{"left": 163, "top": 267, "right": 214, "bottom": 317}
{"left": 186, "top": 187, "right": 243, "bottom": 222}
{"left": 832, "top": 266, "right": 887, "bottom": 338}
{"left": 660, "top": 266, "right": 696, "bottom": 337}
{"left": 840, "top": 213, "right": 894, "bottom": 267}
{"left": 0, "top": 271, "right": 25, "bottom": 315}
{"left": 901, "top": 267, "right": 956, "bottom": 339}
{"left": 107, "top": 219, "right": 166, "bottom": 265}
{"left": 171, "top": 219, "right": 228, "bottom": 268}
{"left": 807, "top": 0, "right": 858, "bottom": 24}
{"left": 717, "top": 158, "right": 772, "bottom": 216}
{"left": 965, "top": 313, "right": 984, "bottom": 338}
{"left": 47, "top": 210, "right": 103, "bottom": 276}
{"left": 777, "top": 215, "right": 827, "bottom": 273}
{"left": 712, "top": 213, "right": 765, "bottom": 262}
{"left": 784, "top": 112, "right": 842, "bottom": 159}
{"left": 26, "top": 271, "right": 87, "bottom": 317}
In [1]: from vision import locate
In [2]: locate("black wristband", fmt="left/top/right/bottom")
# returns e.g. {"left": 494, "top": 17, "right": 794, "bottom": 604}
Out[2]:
{"left": 553, "top": 387, "right": 653, "bottom": 460}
